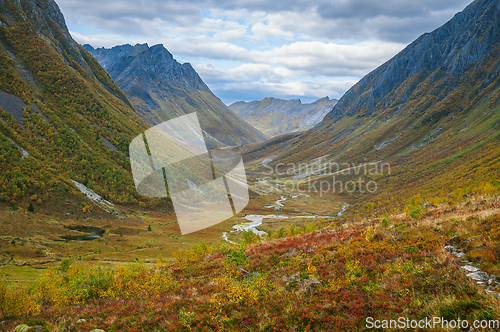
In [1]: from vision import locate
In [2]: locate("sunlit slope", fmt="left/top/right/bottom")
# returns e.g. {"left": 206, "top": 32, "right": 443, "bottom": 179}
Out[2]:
{"left": 0, "top": 0, "right": 155, "bottom": 206}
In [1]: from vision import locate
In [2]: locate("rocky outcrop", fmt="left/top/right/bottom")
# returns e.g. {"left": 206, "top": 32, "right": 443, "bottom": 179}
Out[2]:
{"left": 445, "top": 245, "right": 499, "bottom": 297}
{"left": 85, "top": 44, "right": 210, "bottom": 95}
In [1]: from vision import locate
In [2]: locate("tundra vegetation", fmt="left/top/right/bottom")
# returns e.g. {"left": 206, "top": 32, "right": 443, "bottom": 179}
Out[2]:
{"left": 1, "top": 184, "right": 499, "bottom": 331}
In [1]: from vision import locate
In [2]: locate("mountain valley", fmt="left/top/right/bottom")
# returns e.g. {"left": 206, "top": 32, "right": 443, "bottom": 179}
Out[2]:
{"left": 0, "top": 0, "right": 500, "bottom": 330}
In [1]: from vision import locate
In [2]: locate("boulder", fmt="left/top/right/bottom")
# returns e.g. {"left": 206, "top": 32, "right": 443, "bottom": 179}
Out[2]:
{"left": 14, "top": 325, "right": 31, "bottom": 332}
{"left": 301, "top": 277, "right": 322, "bottom": 294}
{"left": 461, "top": 265, "right": 479, "bottom": 272}
{"left": 444, "top": 246, "right": 457, "bottom": 254}
{"left": 467, "top": 271, "right": 489, "bottom": 281}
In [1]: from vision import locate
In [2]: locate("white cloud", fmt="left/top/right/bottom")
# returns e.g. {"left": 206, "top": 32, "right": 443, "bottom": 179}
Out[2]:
{"left": 71, "top": 31, "right": 133, "bottom": 48}
{"left": 58, "top": 0, "right": 472, "bottom": 103}
{"left": 57, "top": 0, "right": 471, "bottom": 42}
{"left": 192, "top": 40, "right": 402, "bottom": 81}
{"left": 250, "top": 18, "right": 294, "bottom": 40}
{"left": 260, "top": 41, "right": 405, "bottom": 75}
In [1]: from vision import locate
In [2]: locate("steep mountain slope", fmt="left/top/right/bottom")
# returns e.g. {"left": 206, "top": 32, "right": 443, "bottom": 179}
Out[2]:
{"left": 258, "top": 0, "right": 500, "bottom": 206}
{"left": 0, "top": 0, "right": 153, "bottom": 208}
{"left": 229, "top": 97, "right": 337, "bottom": 137}
{"left": 84, "top": 44, "right": 267, "bottom": 147}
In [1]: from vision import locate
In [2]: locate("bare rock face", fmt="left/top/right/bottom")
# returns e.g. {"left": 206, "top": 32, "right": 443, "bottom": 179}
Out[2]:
{"left": 268, "top": 0, "right": 500, "bottom": 167}
{"left": 85, "top": 44, "right": 210, "bottom": 94}
{"left": 321, "top": 0, "right": 500, "bottom": 125}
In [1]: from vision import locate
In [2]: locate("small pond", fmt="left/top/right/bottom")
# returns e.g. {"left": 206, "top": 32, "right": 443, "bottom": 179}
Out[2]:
{"left": 61, "top": 225, "right": 105, "bottom": 241}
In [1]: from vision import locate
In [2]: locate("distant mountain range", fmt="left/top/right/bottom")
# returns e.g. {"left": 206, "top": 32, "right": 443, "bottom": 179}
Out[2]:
{"left": 84, "top": 43, "right": 267, "bottom": 147}
{"left": 229, "top": 97, "right": 337, "bottom": 137}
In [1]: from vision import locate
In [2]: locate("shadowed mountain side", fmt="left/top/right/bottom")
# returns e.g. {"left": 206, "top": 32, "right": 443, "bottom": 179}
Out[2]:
{"left": 277, "top": 0, "right": 500, "bottom": 166}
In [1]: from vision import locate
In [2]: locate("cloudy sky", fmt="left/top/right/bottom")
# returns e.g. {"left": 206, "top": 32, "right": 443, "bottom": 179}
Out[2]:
{"left": 57, "top": 0, "right": 471, "bottom": 105}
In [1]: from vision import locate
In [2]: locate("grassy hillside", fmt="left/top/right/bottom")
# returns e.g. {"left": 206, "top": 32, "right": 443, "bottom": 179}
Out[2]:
{"left": 0, "top": 0, "right": 172, "bottom": 210}
{"left": 1, "top": 192, "right": 500, "bottom": 331}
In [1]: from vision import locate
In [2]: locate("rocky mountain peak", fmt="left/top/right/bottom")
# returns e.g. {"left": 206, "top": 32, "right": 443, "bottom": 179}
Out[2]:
{"left": 85, "top": 42, "right": 267, "bottom": 146}
{"left": 87, "top": 43, "right": 209, "bottom": 92}
{"left": 314, "top": 96, "right": 330, "bottom": 103}
{"left": 230, "top": 97, "right": 338, "bottom": 137}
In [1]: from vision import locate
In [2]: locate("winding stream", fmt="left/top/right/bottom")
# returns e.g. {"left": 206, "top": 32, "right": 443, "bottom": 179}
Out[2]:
{"left": 337, "top": 203, "right": 348, "bottom": 216}
{"left": 222, "top": 195, "right": 349, "bottom": 245}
